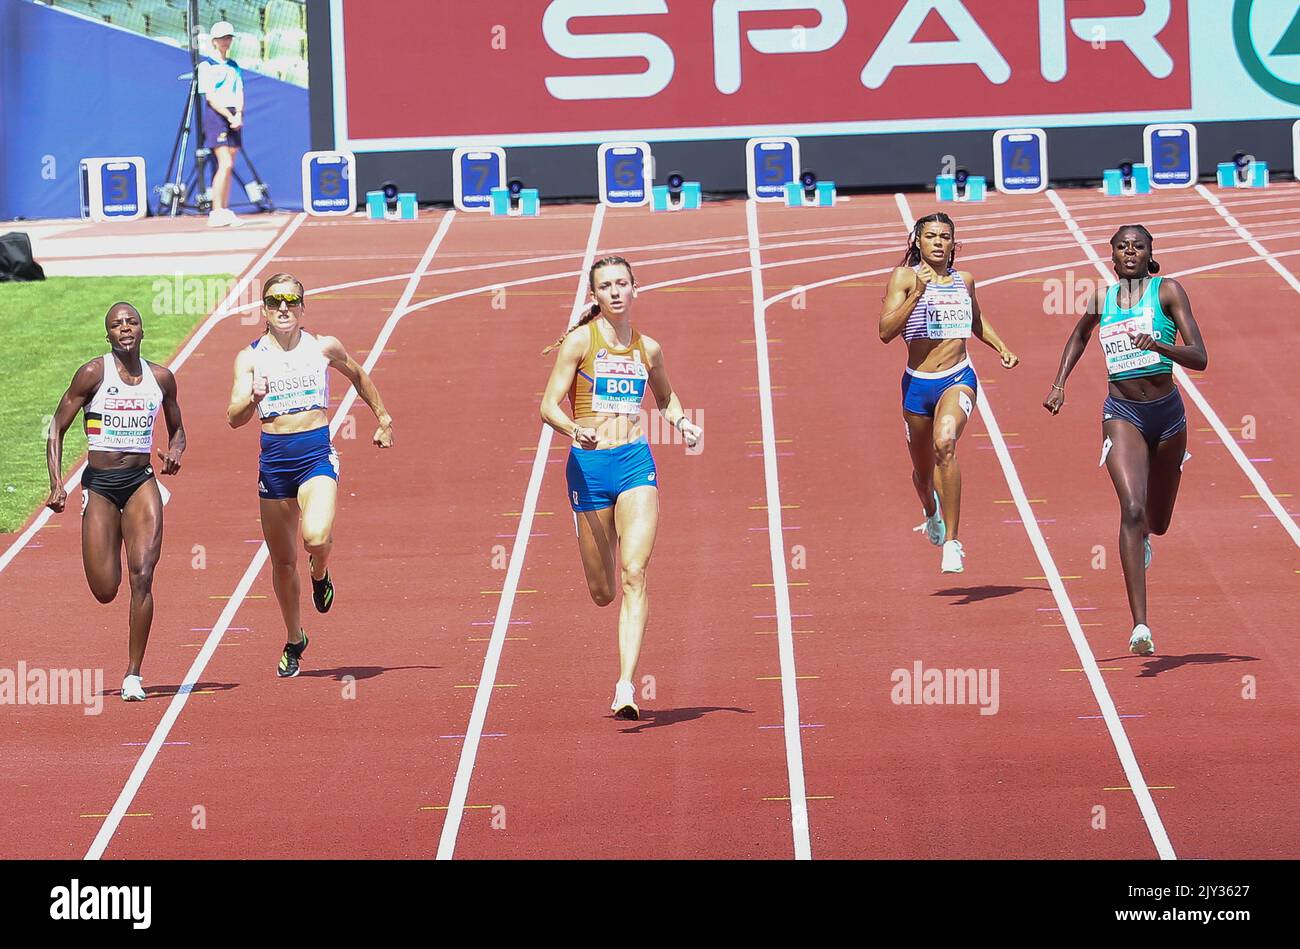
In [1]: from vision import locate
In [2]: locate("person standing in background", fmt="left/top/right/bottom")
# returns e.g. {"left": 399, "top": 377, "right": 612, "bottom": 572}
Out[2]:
{"left": 199, "top": 21, "right": 246, "bottom": 228}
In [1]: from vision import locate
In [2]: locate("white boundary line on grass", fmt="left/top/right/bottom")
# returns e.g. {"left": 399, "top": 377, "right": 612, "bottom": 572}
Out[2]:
{"left": 83, "top": 212, "right": 456, "bottom": 860}
{"left": 1048, "top": 189, "right": 1300, "bottom": 550}
{"left": 746, "top": 200, "right": 813, "bottom": 861}
{"left": 435, "top": 205, "right": 607, "bottom": 860}
{"left": 894, "top": 193, "right": 1176, "bottom": 860}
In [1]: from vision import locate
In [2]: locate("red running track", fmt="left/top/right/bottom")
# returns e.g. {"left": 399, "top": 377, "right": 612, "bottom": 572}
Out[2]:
{"left": 1, "top": 187, "right": 1297, "bottom": 859}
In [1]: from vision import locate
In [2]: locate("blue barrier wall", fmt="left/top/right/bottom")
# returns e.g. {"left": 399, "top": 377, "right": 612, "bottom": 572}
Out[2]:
{"left": 0, "top": 0, "right": 307, "bottom": 219}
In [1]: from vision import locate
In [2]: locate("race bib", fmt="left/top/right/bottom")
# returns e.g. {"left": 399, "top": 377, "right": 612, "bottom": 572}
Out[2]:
{"left": 1100, "top": 311, "right": 1161, "bottom": 376}
{"left": 93, "top": 395, "right": 159, "bottom": 452}
{"left": 258, "top": 361, "right": 328, "bottom": 417}
{"left": 590, "top": 352, "right": 648, "bottom": 415}
{"left": 926, "top": 291, "right": 973, "bottom": 339}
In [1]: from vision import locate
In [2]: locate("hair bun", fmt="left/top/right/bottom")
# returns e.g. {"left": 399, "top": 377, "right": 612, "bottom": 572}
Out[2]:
{"left": 1148, "top": 260, "right": 1161, "bottom": 274}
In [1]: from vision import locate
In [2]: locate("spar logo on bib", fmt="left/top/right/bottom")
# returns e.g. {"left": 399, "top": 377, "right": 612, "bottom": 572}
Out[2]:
{"left": 1234, "top": 0, "right": 1300, "bottom": 105}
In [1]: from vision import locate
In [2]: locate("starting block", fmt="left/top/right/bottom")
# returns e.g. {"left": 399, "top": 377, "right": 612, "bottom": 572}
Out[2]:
{"left": 1102, "top": 163, "right": 1152, "bottom": 196}
{"left": 490, "top": 185, "right": 540, "bottom": 217}
{"left": 936, "top": 174, "right": 986, "bottom": 202}
{"left": 784, "top": 177, "right": 835, "bottom": 207}
{"left": 1217, "top": 158, "right": 1269, "bottom": 189}
{"left": 366, "top": 190, "right": 417, "bottom": 220}
{"left": 651, "top": 175, "right": 701, "bottom": 211}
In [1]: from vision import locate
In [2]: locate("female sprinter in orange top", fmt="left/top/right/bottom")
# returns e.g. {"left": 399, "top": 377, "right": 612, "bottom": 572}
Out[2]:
{"left": 879, "top": 213, "right": 1018, "bottom": 573}
{"left": 227, "top": 273, "right": 393, "bottom": 678}
{"left": 540, "top": 256, "right": 702, "bottom": 720}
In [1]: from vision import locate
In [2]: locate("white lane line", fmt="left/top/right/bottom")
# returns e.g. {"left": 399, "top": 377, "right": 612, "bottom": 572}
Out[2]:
{"left": 83, "top": 212, "right": 456, "bottom": 860}
{"left": 1195, "top": 184, "right": 1300, "bottom": 295}
{"left": 435, "top": 205, "right": 606, "bottom": 860}
{"left": 0, "top": 212, "right": 307, "bottom": 578}
{"left": 895, "top": 193, "right": 1176, "bottom": 861}
{"left": 1048, "top": 189, "right": 1300, "bottom": 550}
{"left": 745, "top": 199, "right": 813, "bottom": 861}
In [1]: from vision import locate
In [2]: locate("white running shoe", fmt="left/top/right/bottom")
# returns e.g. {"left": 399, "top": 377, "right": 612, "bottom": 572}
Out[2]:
{"left": 121, "top": 674, "right": 146, "bottom": 701}
{"left": 913, "top": 490, "right": 945, "bottom": 547}
{"left": 941, "top": 539, "right": 965, "bottom": 573}
{"left": 226, "top": 211, "right": 245, "bottom": 228}
{"left": 610, "top": 679, "right": 639, "bottom": 720}
{"left": 206, "top": 208, "right": 230, "bottom": 227}
{"left": 1144, "top": 535, "right": 1153, "bottom": 570}
{"left": 1128, "top": 624, "right": 1155, "bottom": 656}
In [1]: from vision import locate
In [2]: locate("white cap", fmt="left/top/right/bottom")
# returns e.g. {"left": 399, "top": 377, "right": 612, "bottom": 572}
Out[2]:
{"left": 211, "top": 21, "right": 236, "bottom": 38}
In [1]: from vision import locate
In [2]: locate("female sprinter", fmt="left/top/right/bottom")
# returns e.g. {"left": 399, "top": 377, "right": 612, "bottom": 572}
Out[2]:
{"left": 1044, "top": 225, "right": 1207, "bottom": 657}
{"left": 540, "top": 256, "right": 702, "bottom": 720}
{"left": 227, "top": 273, "right": 394, "bottom": 677}
{"left": 46, "top": 303, "right": 187, "bottom": 701}
{"left": 879, "top": 213, "right": 1018, "bottom": 573}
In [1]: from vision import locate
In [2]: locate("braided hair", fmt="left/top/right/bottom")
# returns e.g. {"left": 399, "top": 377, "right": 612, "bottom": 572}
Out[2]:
{"left": 542, "top": 255, "right": 636, "bottom": 355}
{"left": 1110, "top": 225, "right": 1161, "bottom": 274}
{"left": 901, "top": 212, "right": 958, "bottom": 270}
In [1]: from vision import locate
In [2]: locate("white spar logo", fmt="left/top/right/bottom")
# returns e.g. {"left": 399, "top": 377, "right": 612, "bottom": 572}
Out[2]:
{"left": 542, "top": 0, "right": 1174, "bottom": 99}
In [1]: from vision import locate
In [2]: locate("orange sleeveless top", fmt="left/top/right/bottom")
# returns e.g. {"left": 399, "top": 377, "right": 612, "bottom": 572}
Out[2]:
{"left": 568, "top": 323, "right": 651, "bottom": 419}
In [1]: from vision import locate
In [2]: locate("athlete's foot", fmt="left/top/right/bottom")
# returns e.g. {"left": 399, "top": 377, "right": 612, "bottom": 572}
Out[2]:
{"left": 278, "top": 632, "right": 309, "bottom": 678}
{"left": 308, "top": 555, "right": 334, "bottom": 613}
{"left": 1128, "top": 624, "right": 1155, "bottom": 656}
{"left": 913, "top": 490, "right": 945, "bottom": 547}
{"left": 1144, "top": 535, "right": 1153, "bottom": 570}
{"left": 121, "top": 674, "right": 146, "bottom": 702}
{"left": 941, "top": 539, "right": 965, "bottom": 573}
{"left": 610, "top": 679, "right": 639, "bottom": 720}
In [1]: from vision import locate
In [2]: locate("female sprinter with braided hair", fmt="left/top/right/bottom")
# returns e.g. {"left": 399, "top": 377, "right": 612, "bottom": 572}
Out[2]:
{"left": 1044, "top": 225, "right": 1207, "bottom": 657}
{"left": 879, "top": 213, "right": 1018, "bottom": 573}
{"left": 540, "top": 255, "right": 702, "bottom": 720}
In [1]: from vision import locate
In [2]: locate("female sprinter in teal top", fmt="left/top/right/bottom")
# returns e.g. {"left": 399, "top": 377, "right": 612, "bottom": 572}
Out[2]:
{"left": 1044, "top": 225, "right": 1207, "bottom": 657}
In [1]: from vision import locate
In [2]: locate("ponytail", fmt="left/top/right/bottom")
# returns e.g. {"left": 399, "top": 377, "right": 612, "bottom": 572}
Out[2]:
{"left": 541, "top": 255, "right": 636, "bottom": 356}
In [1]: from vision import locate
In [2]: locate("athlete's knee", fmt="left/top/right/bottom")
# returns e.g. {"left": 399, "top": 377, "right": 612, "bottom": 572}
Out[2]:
{"left": 127, "top": 562, "right": 156, "bottom": 596}
{"left": 621, "top": 560, "right": 647, "bottom": 595}
{"left": 933, "top": 435, "right": 957, "bottom": 465}
{"left": 1120, "top": 498, "right": 1147, "bottom": 528}
{"left": 301, "top": 524, "right": 332, "bottom": 550}
{"left": 589, "top": 585, "right": 616, "bottom": 607}
{"left": 90, "top": 582, "right": 119, "bottom": 605}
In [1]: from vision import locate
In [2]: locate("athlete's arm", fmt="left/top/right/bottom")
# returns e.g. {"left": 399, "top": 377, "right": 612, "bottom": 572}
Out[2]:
{"left": 320, "top": 336, "right": 393, "bottom": 448}
{"left": 1043, "top": 289, "right": 1104, "bottom": 414}
{"left": 878, "top": 267, "right": 926, "bottom": 343}
{"left": 644, "top": 335, "right": 701, "bottom": 448}
{"left": 1141, "top": 278, "right": 1207, "bottom": 371}
{"left": 226, "top": 348, "right": 263, "bottom": 428}
{"left": 45, "top": 360, "right": 104, "bottom": 512}
{"left": 964, "top": 273, "right": 1018, "bottom": 369}
{"left": 153, "top": 365, "right": 186, "bottom": 475}
{"left": 540, "top": 327, "right": 598, "bottom": 448}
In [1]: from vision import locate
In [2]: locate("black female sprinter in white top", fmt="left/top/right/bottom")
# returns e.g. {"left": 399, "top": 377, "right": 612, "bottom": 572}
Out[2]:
{"left": 1045, "top": 225, "right": 1207, "bottom": 657}
{"left": 46, "top": 303, "right": 187, "bottom": 701}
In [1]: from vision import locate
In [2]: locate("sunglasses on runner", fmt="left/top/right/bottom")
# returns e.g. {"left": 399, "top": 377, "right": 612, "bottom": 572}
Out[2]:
{"left": 264, "top": 292, "right": 302, "bottom": 307}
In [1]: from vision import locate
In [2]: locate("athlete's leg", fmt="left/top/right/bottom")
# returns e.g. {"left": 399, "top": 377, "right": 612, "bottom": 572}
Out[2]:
{"left": 1103, "top": 419, "right": 1153, "bottom": 627}
{"left": 81, "top": 490, "right": 123, "bottom": 604}
{"left": 903, "top": 411, "right": 937, "bottom": 515}
{"left": 612, "top": 485, "right": 659, "bottom": 683}
{"left": 211, "top": 145, "right": 234, "bottom": 213}
{"left": 932, "top": 385, "right": 975, "bottom": 542}
{"left": 120, "top": 480, "right": 164, "bottom": 676}
{"left": 298, "top": 475, "right": 337, "bottom": 580}
{"left": 1145, "top": 425, "right": 1187, "bottom": 537}
{"left": 575, "top": 505, "right": 618, "bottom": 607}
{"left": 260, "top": 496, "right": 304, "bottom": 643}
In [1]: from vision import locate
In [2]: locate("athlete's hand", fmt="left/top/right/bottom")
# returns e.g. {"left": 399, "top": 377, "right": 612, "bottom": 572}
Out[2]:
{"left": 45, "top": 484, "right": 67, "bottom": 513}
{"left": 999, "top": 348, "right": 1019, "bottom": 369}
{"left": 1129, "top": 332, "right": 1157, "bottom": 351}
{"left": 912, "top": 271, "right": 933, "bottom": 296}
{"left": 229, "top": 113, "right": 243, "bottom": 130}
{"left": 373, "top": 420, "right": 393, "bottom": 448}
{"left": 1043, "top": 386, "right": 1066, "bottom": 415}
{"left": 251, "top": 373, "right": 268, "bottom": 404}
{"left": 573, "top": 426, "right": 599, "bottom": 450}
{"left": 677, "top": 417, "right": 703, "bottom": 450}
{"left": 156, "top": 446, "right": 183, "bottom": 475}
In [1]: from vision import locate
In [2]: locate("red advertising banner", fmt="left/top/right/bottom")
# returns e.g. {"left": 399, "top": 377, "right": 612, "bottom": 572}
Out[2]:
{"left": 332, "top": 0, "right": 1193, "bottom": 149}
